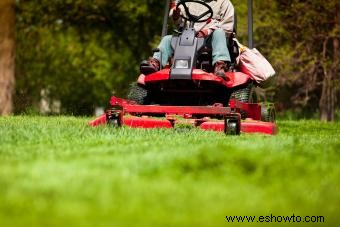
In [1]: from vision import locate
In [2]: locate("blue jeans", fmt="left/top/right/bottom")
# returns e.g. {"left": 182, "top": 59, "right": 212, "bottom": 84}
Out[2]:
{"left": 153, "top": 29, "right": 231, "bottom": 67}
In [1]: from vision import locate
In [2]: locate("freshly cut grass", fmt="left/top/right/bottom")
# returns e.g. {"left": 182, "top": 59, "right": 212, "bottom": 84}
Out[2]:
{"left": 0, "top": 116, "right": 339, "bottom": 227}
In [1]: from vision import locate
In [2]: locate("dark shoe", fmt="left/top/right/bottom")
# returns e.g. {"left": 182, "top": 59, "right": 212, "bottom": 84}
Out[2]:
{"left": 214, "top": 61, "right": 227, "bottom": 78}
{"left": 140, "top": 58, "right": 160, "bottom": 75}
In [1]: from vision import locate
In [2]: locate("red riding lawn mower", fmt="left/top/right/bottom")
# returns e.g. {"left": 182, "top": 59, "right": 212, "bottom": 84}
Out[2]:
{"left": 89, "top": 0, "right": 277, "bottom": 135}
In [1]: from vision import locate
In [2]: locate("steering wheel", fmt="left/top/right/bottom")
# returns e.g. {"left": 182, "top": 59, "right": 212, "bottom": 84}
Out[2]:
{"left": 176, "top": 0, "right": 213, "bottom": 23}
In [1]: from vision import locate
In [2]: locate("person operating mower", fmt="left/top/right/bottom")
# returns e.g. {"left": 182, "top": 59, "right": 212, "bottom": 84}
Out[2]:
{"left": 140, "top": 0, "right": 235, "bottom": 78}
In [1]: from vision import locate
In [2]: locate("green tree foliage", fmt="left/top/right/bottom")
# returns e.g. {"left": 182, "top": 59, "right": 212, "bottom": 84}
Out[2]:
{"left": 252, "top": 0, "right": 339, "bottom": 119}
{"left": 15, "top": 0, "right": 164, "bottom": 115}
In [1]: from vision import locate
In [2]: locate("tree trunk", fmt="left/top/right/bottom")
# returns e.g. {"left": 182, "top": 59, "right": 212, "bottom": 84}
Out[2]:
{"left": 319, "top": 70, "right": 336, "bottom": 122}
{"left": 0, "top": 0, "right": 15, "bottom": 115}
{"left": 319, "top": 5, "right": 339, "bottom": 122}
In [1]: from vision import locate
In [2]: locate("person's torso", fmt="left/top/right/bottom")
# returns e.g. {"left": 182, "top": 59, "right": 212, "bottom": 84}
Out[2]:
{"left": 178, "top": 0, "right": 230, "bottom": 32}
{"left": 186, "top": 0, "right": 225, "bottom": 21}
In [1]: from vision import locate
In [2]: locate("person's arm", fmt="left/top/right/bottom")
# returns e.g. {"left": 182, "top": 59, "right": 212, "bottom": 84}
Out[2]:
{"left": 204, "top": 0, "right": 234, "bottom": 35}
{"left": 218, "top": 0, "right": 234, "bottom": 34}
{"left": 169, "top": 0, "right": 182, "bottom": 25}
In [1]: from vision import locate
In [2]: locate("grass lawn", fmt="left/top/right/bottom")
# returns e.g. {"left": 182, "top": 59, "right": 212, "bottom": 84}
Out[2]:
{"left": 0, "top": 116, "right": 339, "bottom": 226}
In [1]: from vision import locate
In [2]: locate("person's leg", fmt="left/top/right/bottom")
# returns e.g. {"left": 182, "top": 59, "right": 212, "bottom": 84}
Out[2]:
{"left": 153, "top": 35, "right": 173, "bottom": 67}
{"left": 140, "top": 35, "right": 173, "bottom": 75}
{"left": 210, "top": 29, "right": 230, "bottom": 65}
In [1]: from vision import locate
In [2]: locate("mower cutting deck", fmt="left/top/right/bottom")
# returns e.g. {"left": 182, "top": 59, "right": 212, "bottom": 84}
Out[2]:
{"left": 88, "top": 95, "right": 277, "bottom": 135}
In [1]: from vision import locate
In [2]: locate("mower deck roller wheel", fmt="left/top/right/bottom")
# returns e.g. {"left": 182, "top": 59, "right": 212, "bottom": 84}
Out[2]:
{"left": 106, "top": 108, "right": 123, "bottom": 127}
{"left": 224, "top": 117, "right": 241, "bottom": 135}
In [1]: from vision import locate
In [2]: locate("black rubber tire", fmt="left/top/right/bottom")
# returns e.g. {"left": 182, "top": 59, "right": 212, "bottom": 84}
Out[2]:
{"left": 224, "top": 118, "right": 240, "bottom": 136}
{"left": 127, "top": 83, "right": 150, "bottom": 105}
{"left": 106, "top": 111, "right": 122, "bottom": 127}
{"left": 107, "top": 117, "right": 121, "bottom": 127}
{"left": 230, "top": 83, "right": 257, "bottom": 119}
{"left": 230, "top": 83, "right": 257, "bottom": 103}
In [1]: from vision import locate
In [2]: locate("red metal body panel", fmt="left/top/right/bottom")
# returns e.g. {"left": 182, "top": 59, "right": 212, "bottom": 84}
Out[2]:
{"left": 109, "top": 96, "right": 231, "bottom": 115}
{"left": 124, "top": 116, "right": 173, "bottom": 128}
{"left": 141, "top": 69, "right": 251, "bottom": 88}
{"left": 224, "top": 72, "right": 252, "bottom": 88}
{"left": 229, "top": 99, "right": 261, "bottom": 120}
{"left": 123, "top": 104, "right": 231, "bottom": 115}
{"left": 240, "top": 121, "right": 278, "bottom": 135}
{"left": 144, "top": 69, "right": 170, "bottom": 82}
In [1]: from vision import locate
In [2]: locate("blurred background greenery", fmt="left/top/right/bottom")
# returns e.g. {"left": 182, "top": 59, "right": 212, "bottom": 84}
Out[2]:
{"left": 2, "top": 0, "right": 339, "bottom": 118}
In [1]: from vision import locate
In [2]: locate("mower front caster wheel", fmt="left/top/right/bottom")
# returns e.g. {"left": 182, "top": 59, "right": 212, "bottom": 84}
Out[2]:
{"left": 224, "top": 118, "right": 241, "bottom": 135}
{"left": 106, "top": 111, "right": 123, "bottom": 127}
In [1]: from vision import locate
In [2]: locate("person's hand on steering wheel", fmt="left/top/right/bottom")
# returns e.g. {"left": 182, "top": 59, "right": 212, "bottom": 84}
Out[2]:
{"left": 173, "top": 7, "right": 181, "bottom": 21}
{"left": 197, "top": 28, "right": 211, "bottom": 38}
{"left": 176, "top": 0, "right": 213, "bottom": 24}
{"left": 170, "top": 1, "right": 181, "bottom": 21}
